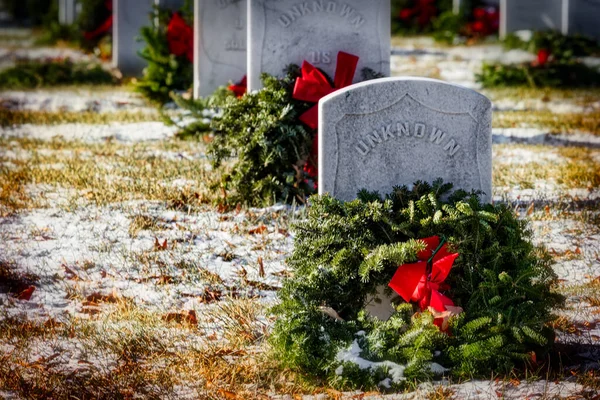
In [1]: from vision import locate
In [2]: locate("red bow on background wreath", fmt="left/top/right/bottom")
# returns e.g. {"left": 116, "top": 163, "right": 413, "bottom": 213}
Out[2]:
{"left": 84, "top": 0, "right": 113, "bottom": 41}
{"left": 228, "top": 75, "right": 247, "bottom": 98}
{"left": 536, "top": 49, "right": 551, "bottom": 66}
{"left": 292, "top": 51, "right": 359, "bottom": 178}
{"left": 389, "top": 236, "right": 459, "bottom": 327}
{"left": 167, "top": 12, "right": 194, "bottom": 63}
{"left": 469, "top": 6, "right": 499, "bottom": 36}
{"left": 398, "top": 0, "right": 437, "bottom": 27}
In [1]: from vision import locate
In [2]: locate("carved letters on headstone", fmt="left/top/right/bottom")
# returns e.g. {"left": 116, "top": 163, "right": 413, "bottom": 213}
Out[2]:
{"left": 248, "top": 0, "right": 390, "bottom": 91}
{"left": 318, "top": 77, "right": 493, "bottom": 203}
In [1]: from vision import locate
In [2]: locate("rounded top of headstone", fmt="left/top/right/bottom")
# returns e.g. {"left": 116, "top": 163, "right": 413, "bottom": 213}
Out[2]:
{"left": 319, "top": 77, "right": 491, "bottom": 117}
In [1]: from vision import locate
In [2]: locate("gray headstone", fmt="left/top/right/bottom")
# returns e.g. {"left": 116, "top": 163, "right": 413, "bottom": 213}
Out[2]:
{"left": 248, "top": 0, "right": 390, "bottom": 91}
{"left": 568, "top": 0, "right": 600, "bottom": 39}
{"left": 500, "top": 0, "right": 567, "bottom": 37}
{"left": 193, "top": 0, "right": 247, "bottom": 98}
{"left": 318, "top": 78, "right": 492, "bottom": 202}
{"left": 113, "top": 0, "right": 187, "bottom": 76}
{"left": 113, "top": 0, "right": 155, "bottom": 76}
{"left": 59, "top": 0, "right": 77, "bottom": 25}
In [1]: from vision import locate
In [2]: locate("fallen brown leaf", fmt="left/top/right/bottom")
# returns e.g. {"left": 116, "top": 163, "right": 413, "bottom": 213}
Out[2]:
{"left": 217, "top": 389, "right": 237, "bottom": 399}
{"left": 248, "top": 225, "right": 267, "bottom": 235}
{"left": 154, "top": 238, "right": 168, "bottom": 250}
{"left": 16, "top": 286, "right": 35, "bottom": 301}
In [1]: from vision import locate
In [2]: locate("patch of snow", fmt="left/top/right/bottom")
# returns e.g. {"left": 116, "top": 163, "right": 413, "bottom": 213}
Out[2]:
{"left": 429, "top": 363, "right": 449, "bottom": 374}
{"left": 1, "top": 89, "right": 154, "bottom": 114}
{"left": 493, "top": 128, "right": 600, "bottom": 146}
{"left": 514, "top": 30, "right": 533, "bottom": 42}
{"left": 1, "top": 122, "right": 179, "bottom": 143}
{"left": 494, "top": 147, "right": 563, "bottom": 165}
{"left": 335, "top": 339, "right": 406, "bottom": 383}
{"left": 0, "top": 201, "right": 294, "bottom": 321}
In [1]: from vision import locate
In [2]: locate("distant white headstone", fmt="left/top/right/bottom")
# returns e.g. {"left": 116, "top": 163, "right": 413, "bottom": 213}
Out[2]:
{"left": 318, "top": 77, "right": 492, "bottom": 202}
{"left": 59, "top": 0, "right": 77, "bottom": 25}
{"left": 248, "top": 0, "right": 390, "bottom": 91}
{"left": 113, "top": 0, "right": 154, "bottom": 76}
{"left": 113, "top": 0, "right": 187, "bottom": 76}
{"left": 500, "top": 0, "right": 567, "bottom": 37}
{"left": 193, "top": 0, "right": 247, "bottom": 98}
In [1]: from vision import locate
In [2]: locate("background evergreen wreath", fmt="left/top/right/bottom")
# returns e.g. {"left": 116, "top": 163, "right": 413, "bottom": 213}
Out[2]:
{"left": 270, "top": 180, "right": 564, "bottom": 390}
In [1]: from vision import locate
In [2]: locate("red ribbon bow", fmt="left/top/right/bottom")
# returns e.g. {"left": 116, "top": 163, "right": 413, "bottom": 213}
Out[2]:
{"left": 536, "top": 49, "right": 551, "bottom": 66}
{"left": 167, "top": 12, "right": 194, "bottom": 63}
{"left": 228, "top": 75, "right": 247, "bottom": 98}
{"left": 389, "top": 236, "right": 459, "bottom": 313}
{"left": 83, "top": 1, "right": 113, "bottom": 41}
{"left": 293, "top": 51, "right": 359, "bottom": 178}
{"left": 399, "top": 0, "right": 437, "bottom": 27}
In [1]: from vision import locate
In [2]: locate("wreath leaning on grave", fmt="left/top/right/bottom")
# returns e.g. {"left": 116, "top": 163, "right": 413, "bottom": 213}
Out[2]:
{"left": 203, "top": 52, "right": 384, "bottom": 207}
{"left": 270, "top": 180, "right": 564, "bottom": 390}
{"left": 135, "top": 0, "right": 194, "bottom": 104}
{"left": 478, "top": 30, "right": 600, "bottom": 88}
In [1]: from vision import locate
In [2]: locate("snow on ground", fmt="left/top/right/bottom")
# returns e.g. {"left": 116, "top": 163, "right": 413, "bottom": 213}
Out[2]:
{"left": 0, "top": 47, "right": 96, "bottom": 70}
{"left": 0, "top": 89, "right": 155, "bottom": 114}
{"left": 493, "top": 128, "right": 600, "bottom": 146}
{"left": 1, "top": 122, "right": 178, "bottom": 143}
{"left": 0, "top": 200, "right": 294, "bottom": 321}
{"left": 1, "top": 34, "right": 599, "bottom": 399}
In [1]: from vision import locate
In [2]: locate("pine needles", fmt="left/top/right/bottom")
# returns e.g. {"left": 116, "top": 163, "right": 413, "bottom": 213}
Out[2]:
{"left": 271, "top": 180, "right": 564, "bottom": 389}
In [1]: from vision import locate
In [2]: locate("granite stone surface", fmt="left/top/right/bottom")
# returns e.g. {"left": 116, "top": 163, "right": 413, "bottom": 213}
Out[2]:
{"left": 500, "top": 0, "right": 566, "bottom": 37}
{"left": 318, "top": 77, "right": 492, "bottom": 202}
{"left": 194, "top": 0, "right": 247, "bottom": 98}
{"left": 247, "top": 0, "right": 390, "bottom": 91}
{"left": 113, "top": 0, "right": 154, "bottom": 76}
{"left": 113, "top": 0, "right": 185, "bottom": 76}
{"left": 568, "top": 0, "right": 600, "bottom": 39}
{"left": 58, "top": 0, "right": 77, "bottom": 25}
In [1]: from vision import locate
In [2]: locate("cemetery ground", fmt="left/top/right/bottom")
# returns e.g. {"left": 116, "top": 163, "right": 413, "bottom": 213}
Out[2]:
{"left": 1, "top": 33, "right": 600, "bottom": 399}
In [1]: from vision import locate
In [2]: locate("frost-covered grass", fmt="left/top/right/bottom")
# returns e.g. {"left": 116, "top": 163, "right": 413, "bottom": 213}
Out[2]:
{"left": 494, "top": 111, "right": 600, "bottom": 135}
{"left": 0, "top": 33, "right": 599, "bottom": 399}
{"left": 0, "top": 109, "right": 160, "bottom": 126}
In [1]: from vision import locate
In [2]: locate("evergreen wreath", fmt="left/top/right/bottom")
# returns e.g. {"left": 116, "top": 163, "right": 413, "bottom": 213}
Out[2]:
{"left": 392, "top": 0, "right": 452, "bottom": 35}
{"left": 271, "top": 180, "right": 563, "bottom": 390}
{"left": 135, "top": 0, "right": 194, "bottom": 104}
{"left": 204, "top": 60, "right": 384, "bottom": 207}
{"left": 478, "top": 31, "right": 600, "bottom": 88}
{"left": 208, "top": 67, "right": 316, "bottom": 207}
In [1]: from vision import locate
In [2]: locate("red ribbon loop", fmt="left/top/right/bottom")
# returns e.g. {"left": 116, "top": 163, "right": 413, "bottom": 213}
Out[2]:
{"left": 167, "top": 12, "right": 194, "bottom": 63}
{"left": 292, "top": 51, "right": 359, "bottom": 179}
{"left": 228, "top": 75, "right": 247, "bottom": 98}
{"left": 388, "top": 236, "right": 458, "bottom": 313}
{"left": 293, "top": 51, "right": 359, "bottom": 130}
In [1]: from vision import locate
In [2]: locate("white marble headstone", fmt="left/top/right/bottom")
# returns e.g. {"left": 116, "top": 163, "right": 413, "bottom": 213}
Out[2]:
{"left": 59, "top": 0, "right": 77, "bottom": 25}
{"left": 247, "top": 0, "right": 390, "bottom": 91}
{"left": 500, "top": 0, "right": 567, "bottom": 37}
{"left": 113, "top": 0, "right": 187, "bottom": 76}
{"left": 113, "top": 0, "right": 154, "bottom": 76}
{"left": 193, "top": 0, "right": 247, "bottom": 98}
{"left": 318, "top": 77, "right": 493, "bottom": 203}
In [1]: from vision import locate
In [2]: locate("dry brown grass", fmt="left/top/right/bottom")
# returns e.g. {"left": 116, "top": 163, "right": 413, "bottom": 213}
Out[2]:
{"left": 0, "top": 295, "right": 317, "bottom": 399}
{"left": 484, "top": 87, "right": 600, "bottom": 106}
{"left": 493, "top": 145, "right": 600, "bottom": 190}
{"left": 0, "top": 108, "right": 159, "bottom": 127}
{"left": 494, "top": 110, "right": 600, "bottom": 135}
{"left": 0, "top": 137, "right": 227, "bottom": 213}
